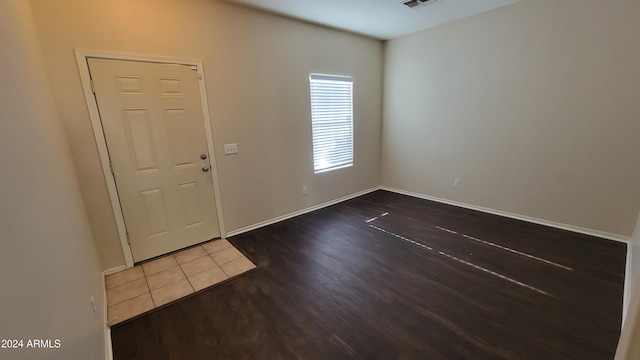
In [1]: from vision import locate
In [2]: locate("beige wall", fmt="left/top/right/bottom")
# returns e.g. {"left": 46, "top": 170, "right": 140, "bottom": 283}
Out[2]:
{"left": 0, "top": 1, "right": 105, "bottom": 358}
{"left": 382, "top": 0, "right": 640, "bottom": 236}
{"left": 29, "top": 0, "right": 383, "bottom": 269}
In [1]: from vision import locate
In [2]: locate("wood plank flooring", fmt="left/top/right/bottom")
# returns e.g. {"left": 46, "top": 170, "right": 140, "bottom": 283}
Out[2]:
{"left": 111, "top": 190, "right": 626, "bottom": 359}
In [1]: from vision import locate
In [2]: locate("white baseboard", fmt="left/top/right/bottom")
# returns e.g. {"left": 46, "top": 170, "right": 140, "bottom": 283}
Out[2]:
{"left": 102, "top": 271, "right": 110, "bottom": 360}
{"left": 105, "top": 327, "right": 113, "bottom": 360}
{"left": 381, "top": 186, "right": 630, "bottom": 243}
{"left": 102, "top": 269, "right": 117, "bottom": 359}
{"left": 226, "top": 187, "right": 380, "bottom": 238}
{"left": 104, "top": 265, "right": 128, "bottom": 275}
{"left": 226, "top": 185, "right": 630, "bottom": 244}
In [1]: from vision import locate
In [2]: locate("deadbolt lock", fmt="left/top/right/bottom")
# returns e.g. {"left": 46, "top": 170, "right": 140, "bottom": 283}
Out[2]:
{"left": 200, "top": 153, "right": 207, "bottom": 160}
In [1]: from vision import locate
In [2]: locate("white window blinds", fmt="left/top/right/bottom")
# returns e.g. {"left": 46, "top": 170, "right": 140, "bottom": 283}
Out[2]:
{"left": 309, "top": 74, "right": 353, "bottom": 173}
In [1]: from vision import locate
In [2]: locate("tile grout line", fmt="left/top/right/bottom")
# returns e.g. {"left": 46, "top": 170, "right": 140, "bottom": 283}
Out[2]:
{"left": 177, "top": 254, "right": 190, "bottom": 293}
{"left": 143, "top": 257, "right": 158, "bottom": 308}
{"left": 184, "top": 252, "right": 197, "bottom": 293}
{"left": 106, "top": 278, "right": 149, "bottom": 307}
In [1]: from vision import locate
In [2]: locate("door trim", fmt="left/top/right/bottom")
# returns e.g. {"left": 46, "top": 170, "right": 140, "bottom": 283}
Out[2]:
{"left": 75, "top": 49, "right": 226, "bottom": 268}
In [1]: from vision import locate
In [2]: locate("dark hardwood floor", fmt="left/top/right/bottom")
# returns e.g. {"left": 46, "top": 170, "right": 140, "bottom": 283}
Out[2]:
{"left": 111, "top": 190, "right": 626, "bottom": 359}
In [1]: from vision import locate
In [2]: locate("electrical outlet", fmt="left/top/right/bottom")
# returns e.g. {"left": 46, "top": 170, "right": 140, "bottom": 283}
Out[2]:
{"left": 453, "top": 179, "right": 460, "bottom": 188}
{"left": 223, "top": 143, "right": 238, "bottom": 155}
{"left": 302, "top": 186, "right": 307, "bottom": 195}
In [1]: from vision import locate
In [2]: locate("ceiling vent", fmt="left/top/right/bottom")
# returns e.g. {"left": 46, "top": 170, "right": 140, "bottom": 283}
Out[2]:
{"left": 401, "top": 0, "right": 441, "bottom": 9}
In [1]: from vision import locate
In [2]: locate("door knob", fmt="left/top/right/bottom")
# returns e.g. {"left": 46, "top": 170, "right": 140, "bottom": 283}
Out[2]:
{"left": 202, "top": 165, "right": 210, "bottom": 172}
{"left": 200, "top": 153, "right": 207, "bottom": 160}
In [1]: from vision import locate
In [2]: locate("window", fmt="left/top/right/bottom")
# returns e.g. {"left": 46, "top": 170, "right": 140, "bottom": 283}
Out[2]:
{"left": 309, "top": 73, "right": 353, "bottom": 173}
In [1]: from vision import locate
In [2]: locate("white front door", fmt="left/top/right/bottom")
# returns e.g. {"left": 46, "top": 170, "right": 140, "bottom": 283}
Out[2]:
{"left": 88, "top": 58, "right": 220, "bottom": 262}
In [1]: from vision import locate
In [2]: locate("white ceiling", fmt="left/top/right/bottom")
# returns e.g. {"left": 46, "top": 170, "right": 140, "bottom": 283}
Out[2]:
{"left": 223, "top": 0, "right": 523, "bottom": 40}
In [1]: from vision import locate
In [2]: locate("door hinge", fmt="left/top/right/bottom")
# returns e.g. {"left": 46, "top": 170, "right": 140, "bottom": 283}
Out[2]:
{"left": 90, "top": 79, "right": 96, "bottom": 94}
{"left": 126, "top": 232, "right": 131, "bottom": 244}
{"left": 109, "top": 161, "right": 114, "bottom": 175}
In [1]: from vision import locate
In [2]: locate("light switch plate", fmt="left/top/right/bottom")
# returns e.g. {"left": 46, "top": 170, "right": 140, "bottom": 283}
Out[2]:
{"left": 224, "top": 143, "right": 238, "bottom": 155}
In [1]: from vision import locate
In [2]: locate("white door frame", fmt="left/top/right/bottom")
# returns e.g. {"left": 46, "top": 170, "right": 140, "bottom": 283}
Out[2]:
{"left": 75, "top": 49, "right": 226, "bottom": 268}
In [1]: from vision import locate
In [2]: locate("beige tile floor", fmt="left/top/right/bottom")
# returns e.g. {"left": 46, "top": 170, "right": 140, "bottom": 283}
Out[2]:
{"left": 105, "top": 239, "right": 256, "bottom": 326}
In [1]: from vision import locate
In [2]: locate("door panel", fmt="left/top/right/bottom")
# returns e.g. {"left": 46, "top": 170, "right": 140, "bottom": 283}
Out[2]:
{"left": 88, "top": 58, "right": 220, "bottom": 262}
{"left": 178, "top": 182, "right": 203, "bottom": 227}
{"left": 165, "top": 109, "right": 196, "bottom": 167}
{"left": 123, "top": 108, "right": 158, "bottom": 172}
{"left": 140, "top": 188, "right": 170, "bottom": 236}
